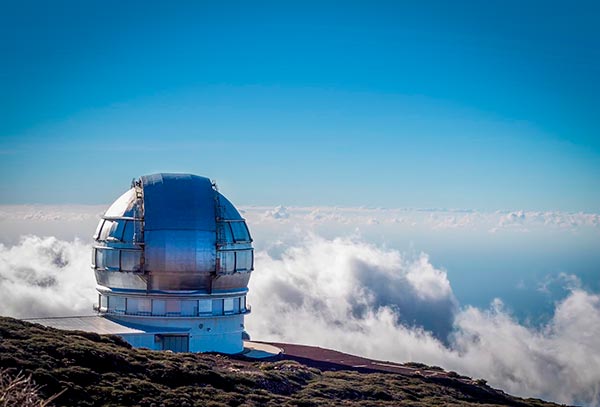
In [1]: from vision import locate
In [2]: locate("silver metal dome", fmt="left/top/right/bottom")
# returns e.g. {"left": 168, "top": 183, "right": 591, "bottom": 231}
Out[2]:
{"left": 93, "top": 173, "right": 253, "bottom": 293}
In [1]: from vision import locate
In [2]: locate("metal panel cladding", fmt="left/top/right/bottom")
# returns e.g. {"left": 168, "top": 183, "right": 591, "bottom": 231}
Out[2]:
{"left": 93, "top": 173, "right": 253, "bottom": 293}
{"left": 141, "top": 174, "right": 217, "bottom": 290}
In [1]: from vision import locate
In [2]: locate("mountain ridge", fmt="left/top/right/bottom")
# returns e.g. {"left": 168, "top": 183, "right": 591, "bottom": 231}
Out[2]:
{"left": 0, "top": 317, "right": 569, "bottom": 407}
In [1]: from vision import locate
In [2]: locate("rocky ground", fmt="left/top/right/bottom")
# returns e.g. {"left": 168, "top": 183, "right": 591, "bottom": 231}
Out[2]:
{"left": 0, "top": 317, "right": 568, "bottom": 407}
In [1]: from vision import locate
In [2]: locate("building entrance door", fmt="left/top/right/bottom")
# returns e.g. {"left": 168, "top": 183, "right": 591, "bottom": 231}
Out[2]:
{"left": 159, "top": 335, "right": 189, "bottom": 352}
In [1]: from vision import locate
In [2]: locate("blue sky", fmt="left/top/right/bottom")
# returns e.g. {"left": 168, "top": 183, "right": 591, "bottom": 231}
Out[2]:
{"left": 2, "top": 5, "right": 600, "bottom": 402}
{"left": 1, "top": 1, "right": 599, "bottom": 210}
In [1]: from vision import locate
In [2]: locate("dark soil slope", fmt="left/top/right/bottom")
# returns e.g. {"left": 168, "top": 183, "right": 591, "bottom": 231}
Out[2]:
{"left": 0, "top": 317, "right": 567, "bottom": 407}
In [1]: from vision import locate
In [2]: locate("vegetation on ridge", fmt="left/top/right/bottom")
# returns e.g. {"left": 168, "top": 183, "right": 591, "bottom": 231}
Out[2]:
{"left": 0, "top": 317, "right": 567, "bottom": 407}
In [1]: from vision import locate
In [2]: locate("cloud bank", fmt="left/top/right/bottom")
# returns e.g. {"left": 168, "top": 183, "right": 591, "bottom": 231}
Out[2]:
{"left": 247, "top": 234, "right": 600, "bottom": 406}
{"left": 0, "top": 236, "right": 96, "bottom": 318}
{"left": 0, "top": 232, "right": 599, "bottom": 406}
{"left": 2, "top": 205, "right": 599, "bottom": 247}
{"left": 246, "top": 205, "right": 600, "bottom": 232}
{"left": 249, "top": 234, "right": 457, "bottom": 342}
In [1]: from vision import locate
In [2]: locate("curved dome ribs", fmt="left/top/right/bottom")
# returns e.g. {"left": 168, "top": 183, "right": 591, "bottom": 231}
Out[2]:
{"left": 92, "top": 186, "right": 145, "bottom": 280}
{"left": 214, "top": 191, "right": 254, "bottom": 277}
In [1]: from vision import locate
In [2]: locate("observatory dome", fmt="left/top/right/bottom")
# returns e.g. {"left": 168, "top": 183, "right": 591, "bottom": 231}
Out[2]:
{"left": 93, "top": 173, "right": 253, "bottom": 293}
{"left": 92, "top": 173, "right": 253, "bottom": 353}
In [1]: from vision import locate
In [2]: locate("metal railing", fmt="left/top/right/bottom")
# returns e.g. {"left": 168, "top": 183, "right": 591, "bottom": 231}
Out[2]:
{"left": 95, "top": 305, "right": 251, "bottom": 318}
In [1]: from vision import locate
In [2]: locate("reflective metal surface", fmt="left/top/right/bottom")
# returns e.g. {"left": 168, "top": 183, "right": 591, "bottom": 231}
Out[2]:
{"left": 93, "top": 173, "right": 253, "bottom": 293}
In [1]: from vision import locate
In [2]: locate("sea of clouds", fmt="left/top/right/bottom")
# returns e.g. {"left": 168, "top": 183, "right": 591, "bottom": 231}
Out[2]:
{"left": 1, "top": 205, "right": 599, "bottom": 406}
{"left": 247, "top": 233, "right": 600, "bottom": 406}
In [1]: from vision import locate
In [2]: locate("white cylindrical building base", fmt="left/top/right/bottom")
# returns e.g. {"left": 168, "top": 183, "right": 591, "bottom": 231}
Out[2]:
{"left": 108, "top": 314, "right": 246, "bottom": 354}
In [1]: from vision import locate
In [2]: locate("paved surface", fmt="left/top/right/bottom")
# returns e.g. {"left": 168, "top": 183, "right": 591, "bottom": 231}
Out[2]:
{"left": 25, "top": 315, "right": 146, "bottom": 335}
{"left": 24, "top": 315, "right": 189, "bottom": 335}
{"left": 254, "top": 342, "right": 524, "bottom": 406}
{"left": 242, "top": 341, "right": 283, "bottom": 359}
{"left": 263, "top": 342, "right": 471, "bottom": 382}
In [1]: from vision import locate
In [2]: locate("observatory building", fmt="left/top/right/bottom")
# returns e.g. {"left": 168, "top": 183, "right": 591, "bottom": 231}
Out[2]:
{"left": 90, "top": 173, "right": 253, "bottom": 353}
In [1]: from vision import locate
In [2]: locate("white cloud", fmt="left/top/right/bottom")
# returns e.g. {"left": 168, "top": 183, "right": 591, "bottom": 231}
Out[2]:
{"left": 427, "top": 213, "right": 479, "bottom": 230}
{"left": 2, "top": 205, "right": 599, "bottom": 246}
{"left": 263, "top": 205, "right": 290, "bottom": 220}
{"left": 0, "top": 234, "right": 599, "bottom": 405}
{"left": 0, "top": 205, "right": 104, "bottom": 222}
{"left": 450, "top": 291, "right": 600, "bottom": 406}
{"left": 245, "top": 206, "right": 600, "bottom": 235}
{"left": 491, "top": 210, "right": 529, "bottom": 232}
{"left": 0, "top": 236, "right": 96, "bottom": 318}
{"left": 0, "top": 205, "right": 104, "bottom": 245}
{"left": 247, "top": 234, "right": 600, "bottom": 406}
{"left": 499, "top": 210, "right": 526, "bottom": 225}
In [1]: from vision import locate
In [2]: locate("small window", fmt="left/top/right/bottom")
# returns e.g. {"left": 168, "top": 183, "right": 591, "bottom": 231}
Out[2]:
{"left": 235, "top": 250, "right": 253, "bottom": 272}
{"left": 93, "top": 220, "right": 105, "bottom": 240}
{"left": 212, "top": 299, "right": 224, "bottom": 316}
{"left": 91, "top": 248, "right": 97, "bottom": 267}
{"left": 181, "top": 300, "right": 197, "bottom": 316}
{"left": 100, "top": 294, "right": 108, "bottom": 309}
{"left": 109, "top": 296, "right": 126, "bottom": 313}
{"left": 110, "top": 221, "right": 126, "bottom": 241}
{"left": 219, "top": 222, "right": 233, "bottom": 243}
{"left": 166, "top": 300, "right": 180, "bottom": 316}
{"left": 104, "top": 249, "right": 120, "bottom": 269}
{"left": 121, "top": 251, "right": 141, "bottom": 272}
{"left": 224, "top": 298, "right": 234, "bottom": 314}
{"left": 233, "top": 297, "right": 241, "bottom": 313}
{"left": 128, "top": 298, "right": 151, "bottom": 315}
{"left": 96, "top": 248, "right": 105, "bottom": 268}
{"left": 241, "top": 296, "right": 247, "bottom": 312}
{"left": 198, "top": 299, "right": 212, "bottom": 315}
{"left": 152, "top": 299, "right": 166, "bottom": 316}
{"left": 123, "top": 221, "right": 135, "bottom": 243}
{"left": 217, "top": 251, "right": 235, "bottom": 273}
{"left": 95, "top": 248, "right": 119, "bottom": 269}
{"left": 230, "top": 222, "right": 250, "bottom": 242}
{"left": 99, "top": 220, "right": 115, "bottom": 241}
